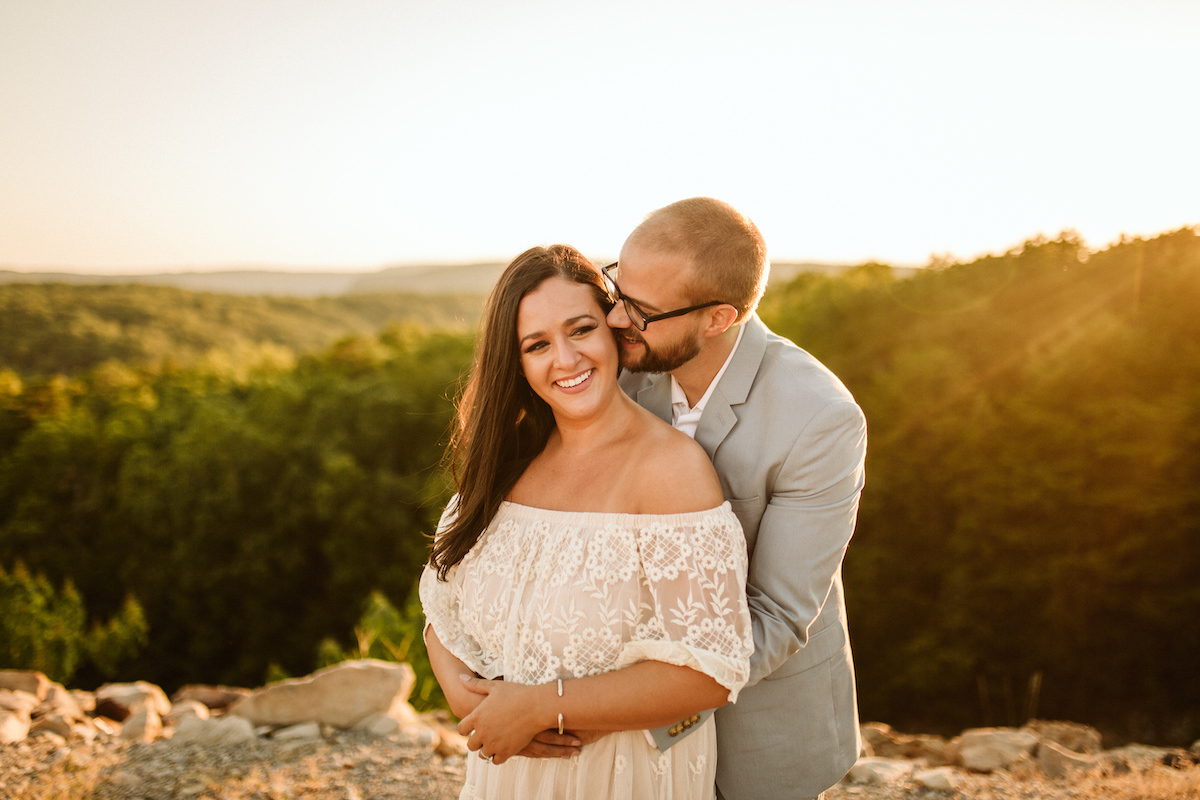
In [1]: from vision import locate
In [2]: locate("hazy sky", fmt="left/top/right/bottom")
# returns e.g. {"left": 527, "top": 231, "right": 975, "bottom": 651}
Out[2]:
{"left": 2, "top": 0, "right": 1197, "bottom": 273}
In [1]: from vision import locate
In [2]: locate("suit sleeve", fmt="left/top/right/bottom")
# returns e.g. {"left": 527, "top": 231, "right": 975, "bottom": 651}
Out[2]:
{"left": 744, "top": 397, "right": 866, "bottom": 686}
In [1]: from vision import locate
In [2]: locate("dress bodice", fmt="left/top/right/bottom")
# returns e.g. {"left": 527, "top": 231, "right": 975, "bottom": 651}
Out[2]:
{"left": 420, "top": 500, "right": 753, "bottom": 699}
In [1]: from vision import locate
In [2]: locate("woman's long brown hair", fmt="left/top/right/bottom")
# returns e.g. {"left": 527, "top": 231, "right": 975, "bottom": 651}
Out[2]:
{"left": 429, "top": 244, "right": 614, "bottom": 579}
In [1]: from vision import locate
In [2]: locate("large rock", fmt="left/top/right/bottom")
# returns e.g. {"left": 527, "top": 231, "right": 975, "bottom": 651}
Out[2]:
{"left": 165, "top": 700, "right": 210, "bottom": 727}
{"left": 70, "top": 689, "right": 96, "bottom": 715}
{"left": 229, "top": 659, "right": 415, "bottom": 729}
{"left": 0, "top": 670, "right": 51, "bottom": 701}
{"left": 120, "top": 708, "right": 164, "bottom": 743}
{"left": 860, "top": 721, "right": 895, "bottom": 755}
{"left": 1038, "top": 739, "right": 1098, "bottom": 778}
{"left": 94, "top": 681, "right": 171, "bottom": 721}
{"left": 1022, "top": 719, "right": 1103, "bottom": 754}
{"left": 171, "top": 684, "right": 251, "bottom": 712}
{"left": 353, "top": 703, "right": 438, "bottom": 746}
{"left": 0, "top": 708, "right": 31, "bottom": 744}
{"left": 273, "top": 721, "right": 322, "bottom": 741}
{"left": 170, "top": 714, "right": 257, "bottom": 746}
{"left": 29, "top": 683, "right": 90, "bottom": 741}
{"left": 846, "top": 757, "right": 913, "bottom": 785}
{"left": 0, "top": 689, "right": 40, "bottom": 715}
{"left": 859, "top": 721, "right": 948, "bottom": 763}
{"left": 956, "top": 727, "right": 1038, "bottom": 773}
{"left": 1098, "top": 744, "right": 1175, "bottom": 774}
{"left": 30, "top": 714, "right": 73, "bottom": 739}
{"left": 0, "top": 688, "right": 40, "bottom": 743}
{"left": 34, "top": 682, "right": 88, "bottom": 724}
{"left": 914, "top": 766, "right": 961, "bottom": 791}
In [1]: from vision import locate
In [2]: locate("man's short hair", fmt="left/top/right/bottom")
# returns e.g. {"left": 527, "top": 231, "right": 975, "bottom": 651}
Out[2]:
{"left": 632, "top": 197, "right": 769, "bottom": 322}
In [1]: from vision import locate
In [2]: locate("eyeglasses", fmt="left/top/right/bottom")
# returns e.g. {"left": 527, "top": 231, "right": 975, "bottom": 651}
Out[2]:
{"left": 600, "top": 263, "right": 727, "bottom": 331}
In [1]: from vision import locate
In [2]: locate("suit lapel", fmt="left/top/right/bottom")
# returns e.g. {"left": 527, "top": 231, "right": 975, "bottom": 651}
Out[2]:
{"left": 634, "top": 374, "right": 674, "bottom": 425}
{"left": 694, "top": 316, "right": 769, "bottom": 459}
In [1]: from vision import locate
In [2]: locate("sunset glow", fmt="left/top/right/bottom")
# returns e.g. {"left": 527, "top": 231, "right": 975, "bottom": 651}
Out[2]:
{"left": 2, "top": 0, "right": 1197, "bottom": 273}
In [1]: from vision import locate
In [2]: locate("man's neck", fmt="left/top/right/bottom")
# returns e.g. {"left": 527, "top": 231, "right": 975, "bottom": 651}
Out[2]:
{"left": 669, "top": 325, "right": 740, "bottom": 407}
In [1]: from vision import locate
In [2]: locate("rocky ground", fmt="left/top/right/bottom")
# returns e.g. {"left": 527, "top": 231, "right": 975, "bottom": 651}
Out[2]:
{"left": 4, "top": 664, "right": 1198, "bottom": 799}
{"left": 4, "top": 728, "right": 1199, "bottom": 800}
{"left": 3, "top": 728, "right": 465, "bottom": 800}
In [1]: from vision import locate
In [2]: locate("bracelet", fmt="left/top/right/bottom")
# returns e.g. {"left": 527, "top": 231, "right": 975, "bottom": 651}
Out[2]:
{"left": 557, "top": 678, "right": 564, "bottom": 735}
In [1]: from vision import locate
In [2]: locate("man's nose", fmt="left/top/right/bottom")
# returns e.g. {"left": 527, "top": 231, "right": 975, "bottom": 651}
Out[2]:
{"left": 606, "top": 302, "right": 630, "bottom": 329}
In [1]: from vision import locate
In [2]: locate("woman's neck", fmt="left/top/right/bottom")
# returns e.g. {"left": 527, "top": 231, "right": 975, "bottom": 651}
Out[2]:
{"left": 548, "top": 393, "right": 641, "bottom": 456}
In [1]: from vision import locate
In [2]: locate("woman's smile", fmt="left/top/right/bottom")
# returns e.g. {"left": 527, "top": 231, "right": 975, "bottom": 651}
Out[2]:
{"left": 555, "top": 368, "right": 593, "bottom": 390}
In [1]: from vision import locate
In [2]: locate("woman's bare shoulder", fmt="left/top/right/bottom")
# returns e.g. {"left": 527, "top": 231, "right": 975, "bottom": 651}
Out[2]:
{"left": 627, "top": 416, "right": 724, "bottom": 514}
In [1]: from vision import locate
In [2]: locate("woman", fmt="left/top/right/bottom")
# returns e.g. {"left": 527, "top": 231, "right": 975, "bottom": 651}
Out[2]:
{"left": 419, "top": 245, "right": 753, "bottom": 799}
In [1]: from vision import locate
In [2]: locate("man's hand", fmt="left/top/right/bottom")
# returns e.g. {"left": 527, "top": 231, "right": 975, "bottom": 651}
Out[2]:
{"left": 517, "top": 729, "right": 585, "bottom": 758}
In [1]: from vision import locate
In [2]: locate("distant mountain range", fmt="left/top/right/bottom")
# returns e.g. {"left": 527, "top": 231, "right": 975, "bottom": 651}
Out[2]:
{"left": 0, "top": 261, "right": 908, "bottom": 298}
{"left": 0, "top": 262, "right": 508, "bottom": 298}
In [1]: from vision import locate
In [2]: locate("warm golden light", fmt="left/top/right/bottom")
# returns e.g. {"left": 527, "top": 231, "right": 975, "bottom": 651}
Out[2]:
{"left": 0, "top": 1, "right": 1197, "bottom": 274}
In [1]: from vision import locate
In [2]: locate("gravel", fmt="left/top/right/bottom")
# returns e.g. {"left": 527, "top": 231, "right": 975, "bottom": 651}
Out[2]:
{"left": 3, "top": 729, "right": 1197, "bottom": 800}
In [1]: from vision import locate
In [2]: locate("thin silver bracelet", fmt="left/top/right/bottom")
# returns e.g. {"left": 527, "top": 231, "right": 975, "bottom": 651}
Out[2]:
{"left": 557, "top": 678, "right": 564, "bottom": 735}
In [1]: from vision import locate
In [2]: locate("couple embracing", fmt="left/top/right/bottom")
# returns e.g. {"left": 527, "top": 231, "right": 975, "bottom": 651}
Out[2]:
{"left": 419, "top": 197, "right": 867, "bottom": 800}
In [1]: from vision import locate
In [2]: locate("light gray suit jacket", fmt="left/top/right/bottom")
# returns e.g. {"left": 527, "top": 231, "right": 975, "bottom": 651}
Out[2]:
{"left": 621, "top": 316, "right": 866, "bottom": 800}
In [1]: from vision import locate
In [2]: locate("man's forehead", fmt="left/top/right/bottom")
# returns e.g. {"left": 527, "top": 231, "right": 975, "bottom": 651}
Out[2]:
{"left": 618, "top": 242, "right": 693, "bottom": 278}
{"left": 621, "top": 249, "right": 695, "bottom": 297}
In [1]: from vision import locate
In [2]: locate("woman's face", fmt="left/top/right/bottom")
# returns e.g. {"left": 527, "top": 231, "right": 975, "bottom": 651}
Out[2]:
{"left": 516, "top": 276, "right": 619, "bottom": 422}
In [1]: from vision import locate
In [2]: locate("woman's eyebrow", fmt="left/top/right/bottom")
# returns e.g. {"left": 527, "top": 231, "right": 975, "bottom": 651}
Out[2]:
{"left": 519, "top": 313, "right": 598, "bottom": 344}
{"left": 563, "top": 313, "right": 599, "bottom": 326}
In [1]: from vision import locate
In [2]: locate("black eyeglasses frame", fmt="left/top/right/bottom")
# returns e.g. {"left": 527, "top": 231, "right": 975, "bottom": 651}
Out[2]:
{"left": 600, "top": 262, "right": 727, "bottom": 331}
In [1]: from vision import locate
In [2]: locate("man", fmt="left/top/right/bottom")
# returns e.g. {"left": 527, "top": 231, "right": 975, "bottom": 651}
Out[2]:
{"left": 607, "top": 197, "right": 867, "bottom": 800}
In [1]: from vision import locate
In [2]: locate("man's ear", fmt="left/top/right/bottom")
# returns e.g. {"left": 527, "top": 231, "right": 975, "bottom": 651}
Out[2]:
{"left": 703, "top": 304, "right": 739, "bottom": 338}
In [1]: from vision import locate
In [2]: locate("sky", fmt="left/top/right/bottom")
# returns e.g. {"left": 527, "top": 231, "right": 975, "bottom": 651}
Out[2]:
{"left": 1, "top": 0, "right": 1197, "bottom": 274}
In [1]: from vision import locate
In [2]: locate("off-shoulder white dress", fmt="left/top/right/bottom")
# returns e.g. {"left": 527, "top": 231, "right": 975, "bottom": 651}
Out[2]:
{"left": 419, "top": 500, "right": 753, "bottom": 800}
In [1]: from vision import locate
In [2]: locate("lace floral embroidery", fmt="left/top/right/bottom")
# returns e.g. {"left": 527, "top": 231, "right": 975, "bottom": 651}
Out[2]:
{"left": 420, "top": 502, "right": 752, "bottom": 696}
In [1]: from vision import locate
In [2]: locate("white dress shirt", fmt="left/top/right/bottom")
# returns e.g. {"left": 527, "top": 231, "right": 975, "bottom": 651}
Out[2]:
{"left": 670, "top": 324, "right": 745, "bottom": 438}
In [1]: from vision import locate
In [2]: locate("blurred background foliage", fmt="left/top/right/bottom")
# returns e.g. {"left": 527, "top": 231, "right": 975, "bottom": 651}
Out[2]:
{"left": 0, "top": 318, "right": 472, "bottom": 694}
{"left": 0, "top": 283, "right": 481, "bottom": 378}
{"left": 0, "top": 227, "right": 1197, "bottom": 746}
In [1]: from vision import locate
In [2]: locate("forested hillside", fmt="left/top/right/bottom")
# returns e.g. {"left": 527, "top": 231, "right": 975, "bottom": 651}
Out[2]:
{"left": 1, "top": 227, "right": 1197, "bottom": 746}
{"left": 0, "top": 283, "right": 483, "bottom": 377}
{"left": 759, "top": 227, "right": 1200, "bottom": 745}
{"left": 0, "top": 327, "right": 473, "bottom": 696}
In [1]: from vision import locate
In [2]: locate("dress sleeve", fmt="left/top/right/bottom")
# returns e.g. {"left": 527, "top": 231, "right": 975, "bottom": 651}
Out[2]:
{"left": 417, "top": 497, "right": 500, "bottom": 678}
{"left": 620, "top": 504, "right": 755, "bottom": 702}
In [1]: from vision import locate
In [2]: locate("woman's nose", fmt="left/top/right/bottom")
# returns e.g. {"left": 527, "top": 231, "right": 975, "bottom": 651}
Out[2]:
{"left": 552, "top": 338, "right": 580, "bottom": 367}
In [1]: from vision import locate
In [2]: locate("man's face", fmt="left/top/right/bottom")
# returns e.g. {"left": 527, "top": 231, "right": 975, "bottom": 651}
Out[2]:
{"left": 605, "top": 243, "right": 705, "bottom": 374}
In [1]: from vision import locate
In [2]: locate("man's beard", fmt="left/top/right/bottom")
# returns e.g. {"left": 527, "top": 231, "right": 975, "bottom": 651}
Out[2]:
{"left": 619, "top": 329, "right": 702, "bottom": 374}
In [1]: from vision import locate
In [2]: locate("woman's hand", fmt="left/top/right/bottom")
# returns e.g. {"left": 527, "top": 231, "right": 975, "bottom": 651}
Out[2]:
{"left": 457, "top": 675, "right": 567, "bottom": 764}
{"left": 457, "top": 661, "right": 726, "bottom": 763}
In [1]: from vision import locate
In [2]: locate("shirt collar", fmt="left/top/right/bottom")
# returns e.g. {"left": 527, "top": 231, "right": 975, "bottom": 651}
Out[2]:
{"left": 670, "top": 323, "right": 746, "bottom": 416}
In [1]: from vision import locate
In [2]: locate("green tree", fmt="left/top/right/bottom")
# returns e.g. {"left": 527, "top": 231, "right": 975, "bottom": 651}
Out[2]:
{"left": 0, "top": 562, "right": 147, "bottom": 684}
